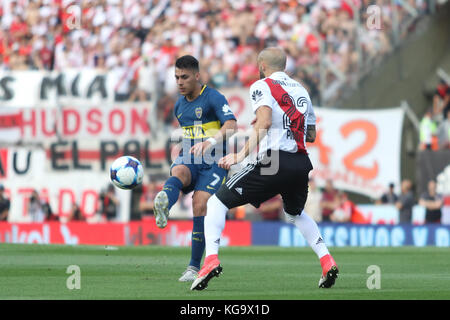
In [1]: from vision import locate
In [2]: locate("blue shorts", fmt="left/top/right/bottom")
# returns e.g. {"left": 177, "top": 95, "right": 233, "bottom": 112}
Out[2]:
{"left": 171, "top": 155, "right": 228, "bottom": 195}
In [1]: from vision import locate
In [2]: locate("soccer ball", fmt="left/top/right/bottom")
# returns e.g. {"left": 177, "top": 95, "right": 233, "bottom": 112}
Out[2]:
{"left": 110, "top": 156, "right": 144, "bottom": 190}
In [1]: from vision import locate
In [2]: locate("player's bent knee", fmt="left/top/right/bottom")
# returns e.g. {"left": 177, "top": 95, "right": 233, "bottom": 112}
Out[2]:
{"left": 171, "top": 165, "right": 191, "bottom": 186}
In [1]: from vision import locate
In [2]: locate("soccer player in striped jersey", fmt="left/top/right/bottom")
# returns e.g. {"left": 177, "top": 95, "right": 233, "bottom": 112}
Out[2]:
{"left": 191, "top": 47, "right": 339, "bottom": 291}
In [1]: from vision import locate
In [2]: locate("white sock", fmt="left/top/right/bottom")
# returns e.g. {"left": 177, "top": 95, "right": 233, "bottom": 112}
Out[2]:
{"left": 285, "top": 210, "right": 329, "bottom": 259}
{"left": 204, "top": 195, "right": 229, "bottom": 257}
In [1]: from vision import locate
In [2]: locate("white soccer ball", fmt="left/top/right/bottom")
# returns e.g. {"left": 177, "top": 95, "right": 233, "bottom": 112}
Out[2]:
{"left": 110, "top": 156, "right": 144, "bottom": 190}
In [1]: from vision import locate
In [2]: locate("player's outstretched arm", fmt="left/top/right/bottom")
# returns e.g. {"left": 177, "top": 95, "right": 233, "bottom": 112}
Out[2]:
{"left": 190, "top": 119, "right": 237, "bottom": 156}
{"left": 218, "top": 106, "right": 271, "bottom": 170}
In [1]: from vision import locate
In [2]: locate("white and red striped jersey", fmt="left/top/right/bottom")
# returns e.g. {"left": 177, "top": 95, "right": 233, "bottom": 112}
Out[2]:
{"left": 249, "top": 71, "right": 316, "bottom": 156}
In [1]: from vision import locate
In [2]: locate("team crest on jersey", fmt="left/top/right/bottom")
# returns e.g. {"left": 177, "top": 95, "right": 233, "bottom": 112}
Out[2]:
{"left": 195, "top": 107, "right": 203, "bottom": 119}
{"left": 222, "top": 104, "right": 233, "bottom": 116}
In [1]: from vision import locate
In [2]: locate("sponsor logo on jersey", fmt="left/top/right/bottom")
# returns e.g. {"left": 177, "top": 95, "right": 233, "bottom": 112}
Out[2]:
{"left": 252, "top": 89, "right": 263, "bottom": 102}
{"left": 182, "top": 121, "right": 221, "bottom": 139}
{"left": 222, "top": 104, "right": 233, "bottom": 116}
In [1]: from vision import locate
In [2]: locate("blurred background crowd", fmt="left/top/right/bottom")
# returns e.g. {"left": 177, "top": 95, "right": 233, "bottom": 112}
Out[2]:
{"left": 0, "top": 0, "right": 433, "bottom": 106}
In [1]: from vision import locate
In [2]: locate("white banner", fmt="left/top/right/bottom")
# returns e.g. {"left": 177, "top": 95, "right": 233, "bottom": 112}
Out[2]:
{"left": 0, "top": 107, "right": 21, "bottom": 144}
{"left": 308, "top": 107, "right": 405, "bottom": 198}
{"left": 0, "top": 69, "right": 117, "bottom": 108}
{"left": 0, "top": 69, "right": 158, "bottom": 145}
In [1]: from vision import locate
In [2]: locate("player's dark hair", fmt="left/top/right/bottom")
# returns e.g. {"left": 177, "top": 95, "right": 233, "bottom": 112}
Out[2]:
{"left": 175, "top": 55, "right": 199, "bottom": 72}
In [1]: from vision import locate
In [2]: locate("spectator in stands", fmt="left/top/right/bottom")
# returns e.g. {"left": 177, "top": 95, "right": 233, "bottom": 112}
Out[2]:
{"left": 238, "top": 51, "right": 259, "bottom": 87}
{"left": 209, "top": 59, "right": 229, "bottom": 89}
{"left": 255, "top": 195, "right": 283, "bottom": 221}
{"left": 27, "top": 189, "right": 52, "bottom": 223}
{"left": 330, "top": 191, "right": 369, "bottom": 223}
{"left": 45, "top": 203, "right": 58, "bottom": 222}
{"left": 437, "top": 109, "right": 450, "bottom": 149}
{"left": 433, "top": 79, "right": 450, "bottom": 122}
{"left": 419, "top": 180, "right": 443, "bottom": 224}
{"left": 111, "top": 51, "right": 136, "bottom": 102}
{"left": 320, "top": 179, "right": 340, "bottom": 222}
{"left": 0, "top": 184, "right": 10, "bottom": 222}
{"left": 305, "top": 178, "right": 322, "bottom": 222}
{"left": 99, "top": 184, "right": 120, "bottom": 221}
{"left": 129, "top": 56, "right": 158, "bottom": 102}
{"left": 296, "top": 69, "right": 320, "bottom": 106}
{"left": 156, "top": 93, "right": 176, "bottom": 128}
{"left": 127, "top": 182, "right": 143, "bottom": 221}
{"left": 59, "top": 201, "right": 83, "bottom": 223}
{"left": 330, "top": 191, "right": 352, "bottom": 223}
{"left": 419, "top": 107, "right": 438, "bottom": 150}
{"left": 69, "top": 202, "right": 84, "bottom": 222}
{"left": 331, "top": 191, "right": 369, "bottom": 224}
{"left": 139, "top": 181, "right": 160, "bottom": 217}
{"left": 396, "top": 179, "right": 415, "bottom": 224}
{"left": 377, "top": 182, "right": 399, "bottom": 205}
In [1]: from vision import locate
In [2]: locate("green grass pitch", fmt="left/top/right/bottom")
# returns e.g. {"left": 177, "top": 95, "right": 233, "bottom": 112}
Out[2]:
{"left": 0, "top": 244, "right": 449, "bottom": 300}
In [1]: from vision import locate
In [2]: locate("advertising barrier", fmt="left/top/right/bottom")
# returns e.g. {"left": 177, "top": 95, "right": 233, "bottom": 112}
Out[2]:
{"left": 0, "top": 219, "right": 252, "bottom": 246}
{"left": 252, "top": 222, "right": 450, "bottom": 247}
{"left": 0, "top": 220, "right": 448, "bottom": 247}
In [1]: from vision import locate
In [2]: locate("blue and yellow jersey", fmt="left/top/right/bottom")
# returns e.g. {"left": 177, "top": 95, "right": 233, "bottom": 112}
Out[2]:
{"left": 171, "top": 85, "right": 235, "bottom": 192}
{"left": 174, "top": 85, "right": 236, "bottom": 151}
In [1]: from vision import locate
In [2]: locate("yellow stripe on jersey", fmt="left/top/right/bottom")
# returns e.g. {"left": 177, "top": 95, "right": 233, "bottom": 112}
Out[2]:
{"left": 182, "top": 120, "right": 220, "bottom": 139}
{"left": 199, "top": 85, "right": 207, "bottom": 95}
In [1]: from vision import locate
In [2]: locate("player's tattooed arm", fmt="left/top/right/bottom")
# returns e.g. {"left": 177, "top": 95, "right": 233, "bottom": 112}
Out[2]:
{"left": 218, "top": 106, "right": 271, "bottom": 170}
{"left": 306, "top": 125, "right": 316, "bottom": 143}
{"left": 241, "top": 106, "right": 271, "bottom": 157}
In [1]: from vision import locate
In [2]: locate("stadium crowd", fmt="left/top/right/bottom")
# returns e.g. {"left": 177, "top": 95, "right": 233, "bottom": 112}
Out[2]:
{"left": 0, "top": 0, "right": 432, "bottom": 108}
{"left": 420, "top": 79, "right": 450, "bottom": 150}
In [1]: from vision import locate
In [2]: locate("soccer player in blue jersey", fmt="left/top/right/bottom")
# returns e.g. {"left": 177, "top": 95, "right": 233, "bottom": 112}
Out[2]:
{"left": 153, "top": 55, "right": 237, "bottom": 282}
